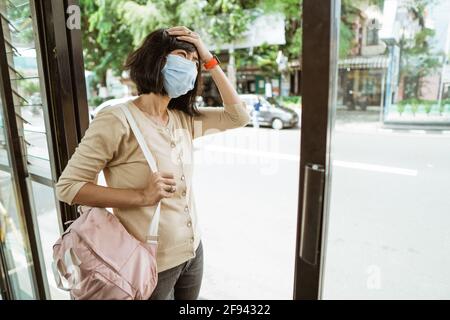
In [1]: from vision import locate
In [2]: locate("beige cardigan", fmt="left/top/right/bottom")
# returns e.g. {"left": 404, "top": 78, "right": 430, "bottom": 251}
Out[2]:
{"left": 55, "top": 99, "right": 250, "bottom": 272}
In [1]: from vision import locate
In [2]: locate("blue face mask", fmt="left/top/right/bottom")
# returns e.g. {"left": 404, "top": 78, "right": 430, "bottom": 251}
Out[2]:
{"left": 161, "top": 54, "right": 198, "bottom": 98}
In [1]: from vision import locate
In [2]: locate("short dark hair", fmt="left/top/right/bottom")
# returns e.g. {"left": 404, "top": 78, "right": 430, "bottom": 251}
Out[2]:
{"left": 124, "top": 28, "right": 202, "bottom": 116}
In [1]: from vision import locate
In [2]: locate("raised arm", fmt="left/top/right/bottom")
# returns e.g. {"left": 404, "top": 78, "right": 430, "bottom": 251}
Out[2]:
{"left": 167, "top": 26, "right": 251, "bottom": 138}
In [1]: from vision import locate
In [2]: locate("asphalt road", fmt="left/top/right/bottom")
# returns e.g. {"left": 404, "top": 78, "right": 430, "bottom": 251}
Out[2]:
{"left": 195, "top": 122, "right": 450, "bottom": 299}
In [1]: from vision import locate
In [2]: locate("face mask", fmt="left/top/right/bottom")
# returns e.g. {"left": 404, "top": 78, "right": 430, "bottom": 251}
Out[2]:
{"left": 161, "top": 54, "right": 198, "bottom": 98}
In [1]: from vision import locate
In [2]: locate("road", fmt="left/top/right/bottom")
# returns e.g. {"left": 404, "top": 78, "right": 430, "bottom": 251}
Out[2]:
{"left": 195, "top": 120, "right": 450, "bottom": 299}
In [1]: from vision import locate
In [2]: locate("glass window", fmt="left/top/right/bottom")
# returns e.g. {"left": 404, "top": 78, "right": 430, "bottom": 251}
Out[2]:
{"left": 30, "top": 182, "right": 69, "bottom": 299}
{"left": 5, "top": 1, "right": 52, "bottom": 179}
{"left": 366, "top": 19, "right": 379, "bottom": 46}
{"left": 0, "top": 90, "right": 37, "bottom": 300}
{"left": 2, "top": 0, "right": 67, "bottom": 299}
{"left": 321, "top": 0, "right": 450, "bottom": 299}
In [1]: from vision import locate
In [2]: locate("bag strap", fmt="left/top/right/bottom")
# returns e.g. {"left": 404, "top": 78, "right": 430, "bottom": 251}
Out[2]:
{"left": 119, "top": 103, "right": 160, "bottom": 243}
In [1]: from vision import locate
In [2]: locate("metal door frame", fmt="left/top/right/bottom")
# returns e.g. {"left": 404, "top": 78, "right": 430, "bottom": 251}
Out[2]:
{"left": 293, "top": 0, "right": 340, "bottom": 300}
{"left": 0, "top": 13, "right": 47, "bottom": 300}
{"left": 0, "top": 0, "right": 89, "bottom": 299}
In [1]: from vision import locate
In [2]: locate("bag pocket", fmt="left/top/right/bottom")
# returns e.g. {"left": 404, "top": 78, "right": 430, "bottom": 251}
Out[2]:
{"left": 72, "top": 271, "right": 133, "bottom": 300}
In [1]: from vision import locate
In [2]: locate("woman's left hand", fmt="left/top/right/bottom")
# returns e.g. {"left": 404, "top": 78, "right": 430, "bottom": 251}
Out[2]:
{"left": 166, "top": 26, "right": 213, "bottom": 63}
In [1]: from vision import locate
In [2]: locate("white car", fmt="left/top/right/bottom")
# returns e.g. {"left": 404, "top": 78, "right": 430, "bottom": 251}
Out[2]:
{"left": 90, "top": 96, "right": 136, "bottom": 120}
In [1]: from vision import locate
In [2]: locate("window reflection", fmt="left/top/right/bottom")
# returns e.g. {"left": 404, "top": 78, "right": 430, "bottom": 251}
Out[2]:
{"left": 0, "top": 95, "right": 36, "bottom": 299}
{"left": 323, "top": 0, "right": 450, "bottom": 299}
{"left": 1, "top": 0, "right": 66, "bottom": 299}
{"left": 30, "top": 182, "right": 69, "bottom": 300}
{"left": 5, "top": 0, "right": 51, "bottom": 179}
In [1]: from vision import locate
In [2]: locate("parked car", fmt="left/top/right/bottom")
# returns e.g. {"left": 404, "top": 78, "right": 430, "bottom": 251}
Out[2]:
{"left": 195, "top": 96, "right": 206, "bottom": 108}
{"left": 239, "top": 94, "right": 299, "bottom": 130}
{"left": 91, "top": 96, "right": 136, "bottom": 120}
{"left": 266, "top": 96, "right": 301, "bottom": 127}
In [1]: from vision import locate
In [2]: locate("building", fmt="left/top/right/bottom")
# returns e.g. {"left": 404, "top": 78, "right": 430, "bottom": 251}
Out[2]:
{"left": 379, "top": 0, "right": 450, "bottom": 125}
{"left": 337, "top": 3, "right": 388, "bottom": 110}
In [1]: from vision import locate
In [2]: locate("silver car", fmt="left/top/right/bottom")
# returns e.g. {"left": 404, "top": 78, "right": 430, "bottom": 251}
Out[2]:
{"left": 240, "top": 94, "right": 299, "bottom": 130}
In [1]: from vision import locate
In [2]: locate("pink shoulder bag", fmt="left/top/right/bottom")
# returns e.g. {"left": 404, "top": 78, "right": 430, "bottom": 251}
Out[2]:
{"left": 52, "top": 104, "right": 160, "bottom": 300}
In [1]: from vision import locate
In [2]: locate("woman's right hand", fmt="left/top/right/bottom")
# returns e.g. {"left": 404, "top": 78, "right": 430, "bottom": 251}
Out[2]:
{"left": 140, "top": 171, "right": 177, "bottom": 206}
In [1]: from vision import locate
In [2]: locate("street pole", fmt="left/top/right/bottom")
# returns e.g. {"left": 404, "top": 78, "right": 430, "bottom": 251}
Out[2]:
{"left": 384, "top": 45, "right": 394, "bottom": 121}
{"left": 383, "top": 43, "right": 400, "bottom": 122}
{"left": 437, "top": 22, "right": 450, "bottom": 113}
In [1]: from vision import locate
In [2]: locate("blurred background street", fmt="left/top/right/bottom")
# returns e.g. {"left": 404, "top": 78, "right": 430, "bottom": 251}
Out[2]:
{"left": 195, "top": 117, "right": 450, "bottom": 299}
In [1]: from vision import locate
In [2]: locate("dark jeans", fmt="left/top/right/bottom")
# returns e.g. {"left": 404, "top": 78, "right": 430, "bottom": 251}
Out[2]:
{"left": 149, "top": 241, "right": 203, "bottom": 300}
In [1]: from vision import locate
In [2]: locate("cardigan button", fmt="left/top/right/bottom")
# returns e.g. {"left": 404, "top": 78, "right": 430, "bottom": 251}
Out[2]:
{"left": 181, "top": 174, "right": 185, "bottom": 181}
{"left": 171, "top": 142, "right": 176, "bottom": 148}
{"left": 182, "top": 190, "right": 186, "bottom": 197}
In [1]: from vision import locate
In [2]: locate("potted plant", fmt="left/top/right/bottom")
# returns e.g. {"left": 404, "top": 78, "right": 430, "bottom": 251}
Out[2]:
{"left": 423, "top": 100, "right": 434, "bottom": 116}
{"left": 410, "top": 99, "right": 419, "bottom": 116}
{"left": 396, "top": 100, "right": 406, "bottom": 116}
{"left": 442, "top": 99, "right": 450, "bottom": 115}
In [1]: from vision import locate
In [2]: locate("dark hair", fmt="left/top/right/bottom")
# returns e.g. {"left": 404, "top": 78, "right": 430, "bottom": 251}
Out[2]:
{"left": 124, "top": 28, "right": 202, "bottom": 116}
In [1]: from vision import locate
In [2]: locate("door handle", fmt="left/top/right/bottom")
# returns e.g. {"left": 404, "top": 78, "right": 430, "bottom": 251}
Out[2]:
{"left": 299, "top": 163, "right": 325, "bottom": 266}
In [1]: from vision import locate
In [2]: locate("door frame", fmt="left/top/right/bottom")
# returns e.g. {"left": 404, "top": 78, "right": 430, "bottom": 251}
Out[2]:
{"left": 293, "top": 0, "right": 340, "bottom": 300}
{"left": 0, "top": 240, "right": 11, "bottom": 299}
{"left": 0, "top": 14, "right": 48, "bottom": 300}
{"left": 33, "top": 0, "right": 90, "bottom": 225}
{"left": 0, "top": 0, "right": 89, "bottom": 300}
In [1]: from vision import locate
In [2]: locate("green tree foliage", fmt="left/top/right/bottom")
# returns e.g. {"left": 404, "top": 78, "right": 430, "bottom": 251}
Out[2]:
{"left": 400, "top": 0, "right": 442, "bottom": 100}
{"left": 80, "top": 0, "right": 259, "bottom": 87}
{"left": 117, "top": 0, "right": 209, "bottom": 45}
{"left": 340, "top": 0, "right": 364, "bottom": 58}
{"left": 80, "top": 0, "right": 136, "bottom": 86}
{"left": 235, "top": 43, "right": 279, "bottom": 78}
{"left": 202, "top": 0, "right": 258, "bottom": 45}
{"left": 4, "top": 1, "right": 34, "bottom": 47}
{"left": 80, "top": 0, "right": 387, "bottom": 89}
{"left": 260, "top": 0, "right": 386, "bottom": 60}
{"left": 259, "top": 0, "right": 302, "bottom": 60}
{"left": 80, "top": 0, "right": 215, "bottom": 88}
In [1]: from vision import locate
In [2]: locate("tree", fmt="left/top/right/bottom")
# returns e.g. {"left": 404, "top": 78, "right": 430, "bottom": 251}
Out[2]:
{"left": 246, "top": 0, "right": 385, "bottom": 70}
{"left": 80, "top": 0, "right": 256, "bottom": 92}
{"left": 259, "top": 0, "right": 301, "bottom": 61}
{"left": 117, "top": 0, "right": 208, "bottom": 46}
{"left": 235, "top": 43, "right": 280, "bottom": 78}
{"left": 79, "top": 0, "right": 389, "bottom": 97}
{"left": 202, "top": 0, "right": 257, "bottom": 46}
{"left": 80, "top": 0, "right": 219, "bottom": 91}
{"left": 399, "top": 0, "right": 442, "bottom": 100}
{"left": 80, "top": 0, "right": 136, "bottom": 89}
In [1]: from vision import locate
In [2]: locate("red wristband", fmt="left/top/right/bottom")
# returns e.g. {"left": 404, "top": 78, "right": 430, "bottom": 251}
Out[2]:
{"left": 204, "top": 55, "right": 220, "bottom": 70}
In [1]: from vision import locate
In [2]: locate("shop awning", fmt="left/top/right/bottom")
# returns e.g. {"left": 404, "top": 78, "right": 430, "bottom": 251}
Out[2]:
{"left": 338, "top": 55, "right": 389, "bottom": 69}
{"left": 288, "top": 55, "right": 389, "bottom": 71}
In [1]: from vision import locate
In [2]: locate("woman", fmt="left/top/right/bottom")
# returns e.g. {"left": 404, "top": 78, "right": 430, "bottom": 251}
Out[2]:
{"left": 55, "top": 26, "right": 250, "bottom": 300}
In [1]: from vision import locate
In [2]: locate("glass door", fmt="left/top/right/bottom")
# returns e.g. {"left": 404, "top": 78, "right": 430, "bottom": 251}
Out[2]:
{"left": 295, "top": 0, "right": 450, "bottom": 299}
{"left": 0, "top": 0, "right": 72, "bottom": 299}
{"left": 0, "top": 243, "right": 10, "bottom": 299}
{"left": 0, "top": 69, "right": 38, "bottom": 300}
